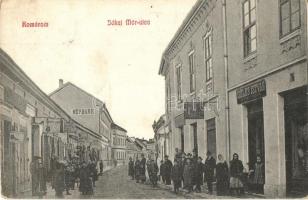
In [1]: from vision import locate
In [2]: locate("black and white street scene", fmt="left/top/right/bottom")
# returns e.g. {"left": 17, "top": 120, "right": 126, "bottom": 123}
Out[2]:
{"left": 0, "top": 0, "right": 308, "bottom": 199}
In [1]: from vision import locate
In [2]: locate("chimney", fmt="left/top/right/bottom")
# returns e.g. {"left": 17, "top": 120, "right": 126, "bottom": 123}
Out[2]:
{"left": 59, "top": 79, "right": 64, "bottom": 88}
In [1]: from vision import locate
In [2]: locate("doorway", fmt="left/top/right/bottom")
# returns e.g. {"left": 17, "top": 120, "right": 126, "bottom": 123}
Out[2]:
{"left": 206, "top": 118, "right": 216, "bottom": 159}
{"left": 247, "top": 100, "right": 265, "bottom": 170}
{"left": 191, "top": 123, "right": 198, "bottom": 153}
{"left": 284, "top": 87, "right": 308, "bottom": 196}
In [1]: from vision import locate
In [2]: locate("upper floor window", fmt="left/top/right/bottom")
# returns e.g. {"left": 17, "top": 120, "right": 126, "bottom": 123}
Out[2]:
{"left": 189, "top": 52, "right": 196, "bottom": 93}
{"left": 204, "top": 33, "right": 213, "bottom": 81}
{"left": 280, "top": 0, "right": 300, "bottom": 37}
{"left": 243, "top": 0, "right": 257, "bottom": 57}
{"left": 176, "top": 65, "right": 182, "bottom": 101}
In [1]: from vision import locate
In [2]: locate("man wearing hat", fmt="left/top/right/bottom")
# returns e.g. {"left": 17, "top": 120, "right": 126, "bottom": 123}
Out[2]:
{"left": 204, "top": 151, "right": 216, "bottom": 194}
{"left": 140, "top": 153, "right": 146, "bottom": 183}
{"left": 164, "top": 155, "right": 173, "bottom": 185}
{"left": 194, "top": 156, "right": 205, "bottom": 192}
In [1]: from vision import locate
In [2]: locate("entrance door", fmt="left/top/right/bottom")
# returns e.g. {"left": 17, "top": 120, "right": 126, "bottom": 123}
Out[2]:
{"left": 191, "top": 123, "right": 198, "bottom": 154}
{"left": 247, "top": 100, "right": 265, "bottom": 170}
{"left": 207, "top": 118, "right": 217, "bottom": 159}
{"left": 284, "top": 87, "right": 308, "bottom": 196}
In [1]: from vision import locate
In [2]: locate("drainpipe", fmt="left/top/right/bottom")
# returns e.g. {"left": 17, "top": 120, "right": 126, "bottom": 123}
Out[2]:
{"left": 222, "top": 0, "right": 230, "bottom": 162}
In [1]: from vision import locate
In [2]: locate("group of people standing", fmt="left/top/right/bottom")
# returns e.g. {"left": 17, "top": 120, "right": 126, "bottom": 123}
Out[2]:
{"left": 31, "top": 154, "right": 104, "bottom": 198}
{"left": 128, "top": 148, "right": 265, "bottom": 197}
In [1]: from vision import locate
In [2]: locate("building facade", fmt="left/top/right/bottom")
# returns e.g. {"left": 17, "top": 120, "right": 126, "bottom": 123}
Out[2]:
{"left": 226, "top": 0, "right": 307, "bottom": 197}
{"left": 159, "top": 0, "right": 227, "bottom": 161}
{"left": 49, "top": 81, "right": 112, "bottom": 165}
{"left": 153, "top": 114, "right": 170, "bottom": 161}
{"left": 0, "top": 49, "right": 78, "bottom": 197}
{"left": 111, "top": 123, "right": 127, "bottom": 165}
{"left": 158, "top": 0, "right": 307, "bottom": 197}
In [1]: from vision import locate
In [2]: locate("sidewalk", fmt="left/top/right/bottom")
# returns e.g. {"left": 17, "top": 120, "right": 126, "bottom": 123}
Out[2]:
{"left": 16, "top": 166, "right": 115, "bottom": 199}
{"left": 156, "top": 181, "right": 264, "bottom": 199}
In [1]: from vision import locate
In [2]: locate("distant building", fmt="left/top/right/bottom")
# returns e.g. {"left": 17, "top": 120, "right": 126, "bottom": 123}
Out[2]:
{"left": 153, "top": 114, "right": 170, "bottom": 161}
{"left": 49, "top": 81, "right": 112, "bottom": 164}
{"left": 126, "top": 136, "right": 143, "bottom": 161}
{"left": 111, "top": 123, "right": 127, "bottom": 165}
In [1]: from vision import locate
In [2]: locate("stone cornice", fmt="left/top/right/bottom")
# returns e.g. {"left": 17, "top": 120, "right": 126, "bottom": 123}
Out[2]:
{"left": 163, "top": 0, "right": 218, "bottom": 60}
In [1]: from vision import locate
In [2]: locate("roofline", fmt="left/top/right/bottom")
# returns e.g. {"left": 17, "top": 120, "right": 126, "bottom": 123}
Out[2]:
{"left": 111, "top": 123, "right": 127, "bottom": 133}
{"left": 0, "top": 48, "right": 109, "bottom": 143}
{"left": 0, "top": 48, "right": 71, "bottom": 121}
{"left": 158, "top": 0, "right": 204, "bottom": 75}
{"left": 50, "top": 81, "right": 114, "bottom": 123}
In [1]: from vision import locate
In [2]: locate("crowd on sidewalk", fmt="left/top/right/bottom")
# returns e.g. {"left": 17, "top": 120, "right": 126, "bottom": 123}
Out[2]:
{"left": 128, "top": 148, "right": 265, "bottom": 197}
{"left": 30, "top": 154, "right": 105, "bottom": 198}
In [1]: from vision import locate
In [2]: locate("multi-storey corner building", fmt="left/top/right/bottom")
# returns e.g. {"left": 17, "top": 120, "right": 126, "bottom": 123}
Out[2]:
{"left": 159, "top": 0, "right": 228, "bottom": 161}
{"left": 226, "top": 0, "right": 307, "bottom": 197}
{"left": 159, "top": 0, "right": 307, "bottom": 197}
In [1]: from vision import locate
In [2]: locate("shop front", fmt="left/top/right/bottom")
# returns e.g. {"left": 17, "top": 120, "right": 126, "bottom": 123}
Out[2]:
{"left": 282, "top": 86, "right": 308, "bottom": 195}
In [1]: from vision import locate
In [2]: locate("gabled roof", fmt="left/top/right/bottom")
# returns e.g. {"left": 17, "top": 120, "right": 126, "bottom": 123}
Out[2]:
{"left": 159, "top": 0, "right": 204, "bottom": 76}
{"left": 49, "top": 81, "right": 113, "bottom": 123}
{"left": 111, "top": 123, "right": 127, "bottom": 133}
{"left": 0, "top": 48, "right": 107, "bottom": 142}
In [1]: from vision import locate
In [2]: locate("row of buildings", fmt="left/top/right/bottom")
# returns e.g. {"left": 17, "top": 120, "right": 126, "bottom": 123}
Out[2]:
{"left": 154, "top": 0, "right": 307, "bottom": 197}
{"left": 0, "top": 48, "right": 149, "bottom": 197}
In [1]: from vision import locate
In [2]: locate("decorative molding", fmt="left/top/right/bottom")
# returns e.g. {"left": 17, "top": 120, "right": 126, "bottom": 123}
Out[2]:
{"left": 244, "top": 55, "right": 257, "bottom": 72}
{"left": 281, "top": 35, "right": 301, "bottom": 54}
{"left": 164, "top": 0, "right": 218, "bottom": 59}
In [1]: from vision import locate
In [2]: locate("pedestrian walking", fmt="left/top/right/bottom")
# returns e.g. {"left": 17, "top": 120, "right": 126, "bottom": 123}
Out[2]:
{"left": 79, "top": 162, "right": 93, "bottom": 195}
{"left": 171, "top": 159, "right": 182, "bottom": 193}
{"left": 183, "top": 158, "right": 193, "bottom": 193}
{"left": 30, "top": 156, "right": 40, "bottom": 196}
{"left": 140, "top": 154, "right": 146, "bottom": 183}
{"left": 249, "top": 154, "right": 265, "bottom": 194}
{"left": 146, "top": 155, "right": 159, "bottom": 187}
{"left": 64, "top": 162, "right": 72, "bottom": 195}
{"left": 194, "top": 157, "right": 204, "bottom": 193}
{"left": 216, "top": 154, "right": 229, "bottom": 196}
{"left": 159, "top": 160, "right": 166, "bottom": 183}
{"left": 128, "top": 157, "right": 135, "bottom": 180}
{"left": 204, "top": 151, "right": 216, "bottom": 194}
{"left": 191, "top": 151, "right": 198, "bottom": 190}
{"left": 164, "top": 155, "right": 173, "bottom": 185}
{"left": 89, "top": 161, "right": 98, "bottom": 187}
{"left": 54, "top": 161, "right": 65, "bottom": 198}
{"left": 135, "top": 157, "right": 141, "bottom": 183}
{"left": 229, "top": 153, "right": 244, "bottom": 196}
{"left": 99, "top": 160, "right": 104, "bottom": 175}
{"left": 180, "top": 153, "right": 186, "bottom": 188}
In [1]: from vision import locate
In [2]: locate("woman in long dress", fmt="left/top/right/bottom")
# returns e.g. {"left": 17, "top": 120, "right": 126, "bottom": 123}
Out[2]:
{"left": 229, "top": 153, "right": 244, "bottom": 196}
{"left": 216, "top": 154, "right": 229, "bottom": 196}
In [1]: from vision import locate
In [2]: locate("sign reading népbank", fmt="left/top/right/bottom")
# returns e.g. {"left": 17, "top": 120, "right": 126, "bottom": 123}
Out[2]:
{"left": 72, "top": 108, "right": 95, "bottom": 115}
{"left": 236, "top": 79, "right": 266, "bottom": 104}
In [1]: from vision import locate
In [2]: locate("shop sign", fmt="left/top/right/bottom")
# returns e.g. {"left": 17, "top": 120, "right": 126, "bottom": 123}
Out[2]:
{"left": 236, "top": 79, "right": 266, "bottom": 104}
{"left": 184, "top": 102, "right": 204, "bottom": 119}
{"left": 10, "top": 131, "right": 25, "bottom": 142}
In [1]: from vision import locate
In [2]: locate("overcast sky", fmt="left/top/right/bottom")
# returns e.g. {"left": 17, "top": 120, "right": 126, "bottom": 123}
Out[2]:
{"left": 0, "top": 0, "right": 197, "bottom": 139}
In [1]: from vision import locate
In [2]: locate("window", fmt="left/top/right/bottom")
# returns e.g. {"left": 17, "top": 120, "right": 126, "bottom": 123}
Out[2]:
{"left": 204, "top": 34, "right": 213, "bottom": 81}
{"left": 243, "top": 0, "right": 257, "bottom": 57}
{"left": 280, "top": 0, "right": 300, "bottom": 37}
{"left": 176, "top": 65, "right": 182, "bottom": 101}
{"left": 189, "top": 52, "right": 195, "bottom": 93}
